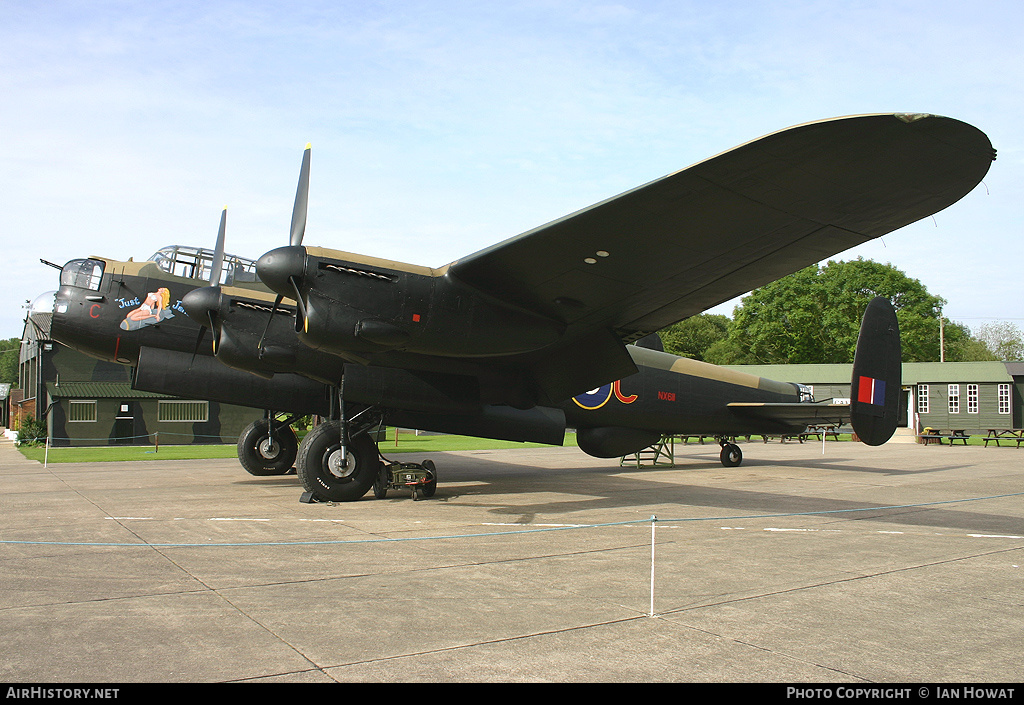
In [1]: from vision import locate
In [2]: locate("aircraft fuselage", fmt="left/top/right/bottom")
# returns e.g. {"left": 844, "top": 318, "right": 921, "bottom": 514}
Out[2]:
{"left": 51, "top": 257, "right": 212, "bottom": 365}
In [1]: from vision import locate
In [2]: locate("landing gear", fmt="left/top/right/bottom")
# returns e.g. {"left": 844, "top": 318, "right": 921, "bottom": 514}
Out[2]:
{"left": 296, "top": 421, "right": 380, "bottom": 502}
{"left": 718, "top": 439, "right": 742, "bottom": 467}
{"left": 237, "top": 417, "right": 298, "bottom": 476}
{"left": 295, "top": 379, "right": 441, "bottom": 503}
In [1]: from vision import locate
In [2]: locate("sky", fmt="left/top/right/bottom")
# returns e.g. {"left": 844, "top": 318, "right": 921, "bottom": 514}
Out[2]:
{"left": 2, "top": 0, "right": 1021, "bottom": 341}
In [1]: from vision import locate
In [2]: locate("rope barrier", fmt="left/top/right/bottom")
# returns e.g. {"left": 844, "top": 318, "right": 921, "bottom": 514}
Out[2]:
{"left": 3, "top": 491, "right": 1021, "bottom": 549}
{"left": 23, "top": 431, "right": 234, "bottom": 443}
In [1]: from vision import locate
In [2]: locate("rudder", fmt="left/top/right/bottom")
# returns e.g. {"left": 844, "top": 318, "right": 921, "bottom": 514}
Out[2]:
{"left": 850, "top": 297, "right": 901, "bottom": 446}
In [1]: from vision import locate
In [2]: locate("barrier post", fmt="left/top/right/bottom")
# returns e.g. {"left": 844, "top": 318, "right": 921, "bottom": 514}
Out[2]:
{"left": 649, "top": 515, "right": 657, "bottom": 617}
{"left": 154, "top": 431, "right": 159, "bottom": 453}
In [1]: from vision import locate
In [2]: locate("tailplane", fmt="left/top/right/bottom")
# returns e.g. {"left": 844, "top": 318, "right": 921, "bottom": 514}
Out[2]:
{"left": 850, "top": 297, "right": 902, "bottom": 446}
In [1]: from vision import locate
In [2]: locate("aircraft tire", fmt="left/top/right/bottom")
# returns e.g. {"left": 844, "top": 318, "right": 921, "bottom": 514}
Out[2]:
{"left": 296, "top": 421, "right": 379, "bottom": 502}
{"left": 237, "top": 419, "right": 298, "bottom": 476}
{"left": 421, "top": 459, "right": 437, "bottom": 498}
{"left": 373, "top": 465, "right": 389, "bottom": 499}
{"left": 720, "top": 443, "right": 742, "bottom": 467}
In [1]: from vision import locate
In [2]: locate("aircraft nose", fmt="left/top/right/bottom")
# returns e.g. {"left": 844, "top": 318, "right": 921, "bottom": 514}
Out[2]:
{"left": 256, "top": 245, "right": 306, "bottom": 294}
{"left": 181, "top": 286, "right": 223, "bottom": 325}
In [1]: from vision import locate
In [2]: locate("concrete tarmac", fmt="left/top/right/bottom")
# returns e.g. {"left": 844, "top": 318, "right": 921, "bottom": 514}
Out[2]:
{"left": 1, "top": 435, "right": 1022, "bottom": 683}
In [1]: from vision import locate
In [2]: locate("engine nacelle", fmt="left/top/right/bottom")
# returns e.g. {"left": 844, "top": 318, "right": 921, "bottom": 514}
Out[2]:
{"left": 134, "top": 346, "right": 332, "bottom": 416}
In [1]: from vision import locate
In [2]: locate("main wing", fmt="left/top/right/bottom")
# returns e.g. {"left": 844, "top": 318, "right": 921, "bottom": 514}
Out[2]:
{"left": 448, "top": 114, "right": 994, "bottom": 343}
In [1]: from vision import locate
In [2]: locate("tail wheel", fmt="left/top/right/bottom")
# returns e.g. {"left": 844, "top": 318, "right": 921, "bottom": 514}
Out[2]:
{"left": 296, "top": 421, "right": 380, "bottom": 502}
{"left": 237, "top": 419, "right": 298, "bottom": 476}
{"left": 720, "top": 443, "right": 742, "bottom": 467}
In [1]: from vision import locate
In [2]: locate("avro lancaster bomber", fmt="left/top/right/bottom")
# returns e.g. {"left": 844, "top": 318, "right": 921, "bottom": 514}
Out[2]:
{"left": 51, "top": 113, "right": 995, "bottom": 502}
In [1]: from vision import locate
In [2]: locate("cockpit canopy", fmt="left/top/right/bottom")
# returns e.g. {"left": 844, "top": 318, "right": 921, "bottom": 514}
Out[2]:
{"left": 148, "top": 245, "right": 258, "bottom": 285}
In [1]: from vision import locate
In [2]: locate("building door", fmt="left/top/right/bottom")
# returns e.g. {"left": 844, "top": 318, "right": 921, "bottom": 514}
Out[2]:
{"left": 113, "top": 401, "right": 134, "bottom": 444}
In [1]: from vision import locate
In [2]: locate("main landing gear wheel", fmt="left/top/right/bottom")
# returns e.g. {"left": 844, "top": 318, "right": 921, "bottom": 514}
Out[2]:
{"left": 296, "top": 421, "right": 380, "bottom": 502}
{"left": 719, "top": 442, "right": 743, "bottom": 467}
{"left": 237, "top": 419, "right": 298, "bottom": 476}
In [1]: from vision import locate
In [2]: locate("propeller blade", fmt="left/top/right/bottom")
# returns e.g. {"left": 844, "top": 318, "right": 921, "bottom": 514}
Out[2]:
{"left": 289, "top": 276, "right": 308, "bottom": 333}
{"left": 210, "top": 206, "right": 227, "bottom": 284}
{"left": 181, "top": 285, "right": 223, "bottom": 367}
{"left": 189, "top": 325, "right": 207, "bottom": 370}
{"left": 257, "top": 294, "right": 284, "bottom": 359}
{"left": 208, "top": 310, "right": 220, "bottom": 356}
{"left": 289, "top": 144, "right": 311, "bottom": 247}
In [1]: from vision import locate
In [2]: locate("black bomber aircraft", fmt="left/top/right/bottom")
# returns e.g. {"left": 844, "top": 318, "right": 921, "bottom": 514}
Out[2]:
{"left": 52, "top": 113, "right": 994, "bottom": 504}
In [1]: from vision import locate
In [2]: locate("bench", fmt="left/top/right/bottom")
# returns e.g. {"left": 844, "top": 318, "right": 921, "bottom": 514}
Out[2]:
{"left": 983, "top": 429, "right": 1024, "bottom": 448}
{"left": 919, "top": 429, "right": 970, "bottom": 445}
{"left": 799, "top": 425, "right": 841, "bottom": 443}
{"left": 746, "top": 427, "right": 841, "bottom": 443}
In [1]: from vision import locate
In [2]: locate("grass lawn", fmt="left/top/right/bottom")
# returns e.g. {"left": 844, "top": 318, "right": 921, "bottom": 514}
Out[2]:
{"left": 18, "top": 429, "right": 1005, "bottom": 464}
{"left": 16, "top": 431, "right": 578, "bottom": 464}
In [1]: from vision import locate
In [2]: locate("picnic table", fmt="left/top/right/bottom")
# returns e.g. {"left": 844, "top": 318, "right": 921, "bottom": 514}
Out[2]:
{"left": 983, "top": 429, "right": 1024, "bottom": 447}
{"left": 919, "top": 429, "right": 970, "bottom": 445}
{"left": 799, "top": 424, "right": 841, "bottom": 443}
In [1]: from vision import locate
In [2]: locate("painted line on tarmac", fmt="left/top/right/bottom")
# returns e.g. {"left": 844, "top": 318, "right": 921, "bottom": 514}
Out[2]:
{"left": 4, "top": 492, "right": 1022, "bottom": 547}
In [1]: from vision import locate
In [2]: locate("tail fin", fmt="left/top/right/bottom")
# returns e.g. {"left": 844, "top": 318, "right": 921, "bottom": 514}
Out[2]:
{"left": 850, "top": 297, "right": 901, "bottom": 446}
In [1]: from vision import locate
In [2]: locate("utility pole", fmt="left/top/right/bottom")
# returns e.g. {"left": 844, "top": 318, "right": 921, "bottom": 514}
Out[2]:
{"left": 939, "top": 313, "right": 945, "bottom": 363}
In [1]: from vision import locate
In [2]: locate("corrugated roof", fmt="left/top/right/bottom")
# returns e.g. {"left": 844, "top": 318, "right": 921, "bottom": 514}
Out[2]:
{"left": 900, "top": 362, "right": 1013, "bottom": 384}
{"left": 1004, "top": 362, "right": 1024, "bottom": 378}
{"left": 724, "top": 361, "right": 1014, "bottom": 385}
{"left": 724, "top": 364, "right": 852, "bottom": 384}
{"left": 46, "top": 382, "right": 170, "bottom": 399}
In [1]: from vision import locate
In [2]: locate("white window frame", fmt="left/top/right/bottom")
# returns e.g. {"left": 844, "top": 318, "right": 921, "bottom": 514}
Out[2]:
{"left": 68, "top": 400, "right": 97, "bottom": 423}
{"left": 917, "top": 385, "right": 930, "bottom": 414}
{"left": 948, "top": 384, "right": 960, "bottom": 414}
{"left": 998, "top": 384, "right": 1011, "bottom": 415}
{"left": 967, "top": 384, "right": 979, "bottom": 414}
{"left": 158, "top": 400, "right": 209, "bottom": 423}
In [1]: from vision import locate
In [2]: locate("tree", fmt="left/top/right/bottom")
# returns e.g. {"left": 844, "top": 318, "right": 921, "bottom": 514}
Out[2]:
{"left": 0, "top": 338, "right": 20, "bottom": 386}
{"left": 709, "top": 259, "right": 981, "bottom": 364}
{"left": 945, "top": 329, "right": 998, "bottom": 362}
{"left": 658, "top": 314, "right": 730, "bottom": 360}
{"left": 973, "top": 322, "right": 1024, "bottom": 361}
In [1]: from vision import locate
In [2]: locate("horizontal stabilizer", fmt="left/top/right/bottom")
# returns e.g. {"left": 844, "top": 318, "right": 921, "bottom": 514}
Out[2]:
{"left": 727, "top": 401, "right": 850, "bottom": 427}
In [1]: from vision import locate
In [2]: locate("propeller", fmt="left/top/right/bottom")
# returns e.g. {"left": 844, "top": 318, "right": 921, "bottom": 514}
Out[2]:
{"left": 257, "top": 143, "right": 312, "bottom": 354}
{"left": 182, "top": 206, "right": 229, "bottom": 368}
